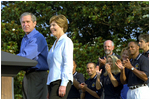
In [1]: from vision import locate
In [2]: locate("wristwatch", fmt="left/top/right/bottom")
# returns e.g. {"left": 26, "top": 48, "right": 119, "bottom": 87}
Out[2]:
{"left": 131, "top": 67, "right": 135, "bottom": 71}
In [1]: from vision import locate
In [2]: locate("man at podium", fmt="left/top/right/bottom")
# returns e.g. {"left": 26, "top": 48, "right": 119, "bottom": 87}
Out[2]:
{"left": 17, "top": 12, "right": 49, "bottom": 99}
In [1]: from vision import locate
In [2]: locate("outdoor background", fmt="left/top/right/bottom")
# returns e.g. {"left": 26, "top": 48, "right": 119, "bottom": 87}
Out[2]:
{"left": 1, "top": 1, "right": 149, "bottom": 99}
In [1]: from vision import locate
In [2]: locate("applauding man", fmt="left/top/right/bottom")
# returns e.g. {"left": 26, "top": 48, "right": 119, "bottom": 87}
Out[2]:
{"left": 116, "top": 41, "right": 149, "bottom": 99}
{"left": 80, "top": 62, "right": 103, "bottom": 99}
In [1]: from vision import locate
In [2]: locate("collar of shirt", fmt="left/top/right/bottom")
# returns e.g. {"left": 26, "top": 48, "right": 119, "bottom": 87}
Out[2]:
{"left": 146, "top": 50, "right": 149, "bottom": 53}
{"left": 130, "top": 53, "right": 142, "bottom": 63}
{"left": 112, "top": 52, "right": 116, "bottom": 56}
{"left": 90, "top": 74, "right": 97, "bottom": 80}
{"left": 57, "top": 34, "right": 67, "bottom": 42}
{"left": 53, "top": 34, "right": 67, "bottom": 50}
{"left": 73, "top": 71, "right": 77, "bottom": 77}
{"left": 26, "top": 28, "right": 37, "bottom": 39}
{"left": 143, "top": 50, "right": 149, "bottom": 55}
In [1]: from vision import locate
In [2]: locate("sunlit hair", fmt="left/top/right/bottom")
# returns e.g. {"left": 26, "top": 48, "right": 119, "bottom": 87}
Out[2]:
{"left": 20, "top": 12, "right": 36, "bottom": 23}
{"left": 103, "top": 55, "right": 120, "bottom": 76}
{"left": 138, "top": 34, "right": 149, "bottom": 43}
{"left": 120, "top": 47, "right": 130, "bottom": 61}
{"left": 49, "top": 14, "right": 68, "bottom": 33}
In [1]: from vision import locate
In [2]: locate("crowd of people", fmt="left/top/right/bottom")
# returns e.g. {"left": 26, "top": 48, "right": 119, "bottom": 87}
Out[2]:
{"left": 17, "top": 12, "right": 149, "bottom": 99}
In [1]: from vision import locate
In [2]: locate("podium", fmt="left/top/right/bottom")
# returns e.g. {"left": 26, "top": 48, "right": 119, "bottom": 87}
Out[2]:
{"left": 1, "top": 51, "right": 38, "bottom": 99}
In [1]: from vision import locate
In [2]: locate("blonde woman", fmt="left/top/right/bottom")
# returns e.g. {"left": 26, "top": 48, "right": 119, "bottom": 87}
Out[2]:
{"left": 96, "top": 55, "right": 123, "bottom": 99}
{"left": 116, "top": 47, "right": 129, "bottom": 99}
{"left": 47, "top": 15, "right": 73, "bottom": 99}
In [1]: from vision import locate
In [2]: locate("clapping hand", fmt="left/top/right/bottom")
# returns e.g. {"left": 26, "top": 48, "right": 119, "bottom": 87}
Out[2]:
{"left": 99, "top": 57, "right": 106, "bottom": 66}
{"left": 96, "top": 69, "right": 102, "bottom": 76}
{"left": 115, "top": 59, "right": 125, "bottom": 70}
{"left": 79, "top": 82, "right": 87, "bottom": 91}
{"left": 105, "top": 63, "right": 111, "bottom": 73}
{"left": 122, "top": 58, "right": 132, "bottom": 70}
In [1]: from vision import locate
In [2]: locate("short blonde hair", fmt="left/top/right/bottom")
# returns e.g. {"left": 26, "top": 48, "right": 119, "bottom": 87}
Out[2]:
{"left": 104, "top": 55, "right": 120, "bottom": 76}
{"left": 49, "top": 14, "right": 68, "bottom": 33}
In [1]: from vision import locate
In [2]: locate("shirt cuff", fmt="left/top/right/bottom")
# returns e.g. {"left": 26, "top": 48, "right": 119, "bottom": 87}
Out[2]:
{"left": 61, "top": 80, "right": 69, "bottom": 86}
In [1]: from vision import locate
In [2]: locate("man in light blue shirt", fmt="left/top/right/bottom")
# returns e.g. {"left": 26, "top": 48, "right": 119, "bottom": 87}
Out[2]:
{"left": 17, "top": 12, "right": 48, "bottom": 99}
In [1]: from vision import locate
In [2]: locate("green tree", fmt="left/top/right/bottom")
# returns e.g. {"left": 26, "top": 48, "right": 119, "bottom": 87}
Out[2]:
{"left": 1, "top": 1, "right": 149, "bottom": 99}
{"left": 1, "top": 1, "right": 149, "bottom": 45}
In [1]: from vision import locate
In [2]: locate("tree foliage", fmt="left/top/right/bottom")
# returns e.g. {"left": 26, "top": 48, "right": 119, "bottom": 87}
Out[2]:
{"left": 1, "top": 1, "right": 149, "bottom": 99}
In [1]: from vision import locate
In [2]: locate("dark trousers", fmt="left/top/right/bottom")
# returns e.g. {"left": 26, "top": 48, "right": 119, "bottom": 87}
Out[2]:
{"left": 48, "top": 80, "right": 72, "bottom": 99}
{"left": 22, "top": 71, "right": 48, "bottom": 99}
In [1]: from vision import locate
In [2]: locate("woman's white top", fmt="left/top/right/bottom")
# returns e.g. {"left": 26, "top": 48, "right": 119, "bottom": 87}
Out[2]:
{"left": 47, "top": 34, "right": 73, "bottom": 86}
